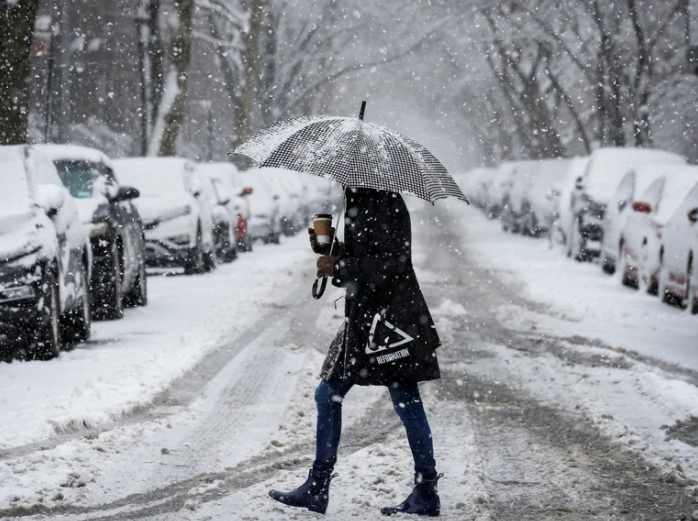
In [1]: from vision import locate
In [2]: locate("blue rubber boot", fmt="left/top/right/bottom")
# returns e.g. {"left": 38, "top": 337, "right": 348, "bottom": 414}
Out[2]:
{"left": 381, "top": 473, "right": 443, "bottom": 517}
{"left": 268, "top": 468, "right": 336, "bottom": 514}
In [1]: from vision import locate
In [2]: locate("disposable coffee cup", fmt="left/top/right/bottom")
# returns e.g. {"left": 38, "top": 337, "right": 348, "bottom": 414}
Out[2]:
{"left": 312, "top": 214, "right": 333, "bottom": 244}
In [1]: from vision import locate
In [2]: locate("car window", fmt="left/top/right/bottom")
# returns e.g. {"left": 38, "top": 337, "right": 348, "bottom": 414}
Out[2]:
{"left": 54, "top": 160, "right": 102, "bottom": 198}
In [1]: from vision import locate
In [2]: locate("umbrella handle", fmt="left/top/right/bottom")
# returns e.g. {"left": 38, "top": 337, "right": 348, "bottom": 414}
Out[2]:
{"left": 312, "top": 276, "right": 328, "bottom": 300}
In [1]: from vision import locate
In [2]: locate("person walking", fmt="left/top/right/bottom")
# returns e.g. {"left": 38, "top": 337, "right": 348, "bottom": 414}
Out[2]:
{"left": 268, "top": 187, "right": 443, "bottom": 516}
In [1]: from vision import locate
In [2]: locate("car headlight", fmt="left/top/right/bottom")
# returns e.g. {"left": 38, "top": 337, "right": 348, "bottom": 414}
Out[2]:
{"left": 0, "top": 285, "right": 35, "bottom": 303}
{"left": 169, "top": 234, "right": 191, "bottom": 246}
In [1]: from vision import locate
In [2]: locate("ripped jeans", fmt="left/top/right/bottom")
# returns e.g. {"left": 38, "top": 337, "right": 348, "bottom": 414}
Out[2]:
{"left": 312, "top": 378, "right": 437, "bottom": 480}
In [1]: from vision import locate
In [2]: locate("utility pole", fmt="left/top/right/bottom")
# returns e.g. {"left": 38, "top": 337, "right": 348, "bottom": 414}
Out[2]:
{"left": 136, "top": 4, "right": 150, "bottom": 156}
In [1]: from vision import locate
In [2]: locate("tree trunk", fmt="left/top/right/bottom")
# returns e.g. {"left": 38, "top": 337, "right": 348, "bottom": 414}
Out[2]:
{"left": 147, "top": 0, "right": 164, "bottom": 119}
{"left": 0, "top": 0, "right": 40, "bottom": 144}
{"left": 234, "top": 0, "right": 263, "bottom": 148}
{"left": 153, "top": 0, "right": 194, "bottom": 157}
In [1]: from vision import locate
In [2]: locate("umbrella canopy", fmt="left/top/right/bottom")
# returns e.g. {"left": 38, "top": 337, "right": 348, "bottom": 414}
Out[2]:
{"left": 233, "top": 115, "right": 468, "bottom": 204}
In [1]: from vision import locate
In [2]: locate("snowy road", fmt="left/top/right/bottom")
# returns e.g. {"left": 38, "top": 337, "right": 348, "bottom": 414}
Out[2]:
{"left": 2, "top": 203, "right": 698, "bottom": 520}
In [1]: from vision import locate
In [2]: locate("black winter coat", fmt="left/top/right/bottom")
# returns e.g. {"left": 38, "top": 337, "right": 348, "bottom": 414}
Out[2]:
{"left": 320, "top": 188, "right": 441, "bottom": 386}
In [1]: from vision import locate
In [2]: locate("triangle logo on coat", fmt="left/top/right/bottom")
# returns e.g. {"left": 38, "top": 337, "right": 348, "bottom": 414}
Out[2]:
{"left": 365, "top": 313, "right": 414, "bottom": 355}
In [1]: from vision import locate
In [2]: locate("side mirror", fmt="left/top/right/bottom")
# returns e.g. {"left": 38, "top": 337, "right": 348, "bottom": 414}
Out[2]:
{"left": 618, "top": 200, "right": 628, "bottom": 212}
{"left": 189, "top": 177, "right": 203, "bottom": 198}
{"left": 688, "top": 207, "right": 698, "bottom": 224}
{"left": 36, "top": 184, "right": 66, "bottom": 217}
{"left": 574, "top": 177, "right": 584, "bottom": 191}
{"left": 632, "top": 201, "right": 652, "bottom": 213}
{"left": 113, "top": 185, "right": 140, "bottom": 202}
{"left": 240, "top": 187, "right": 254, "bottom": 196}
{"left": 219, "top": 196, "right": 231, "bottom": 206}
{"left": 273, "top": 194, "right": 281, "bottom": 201}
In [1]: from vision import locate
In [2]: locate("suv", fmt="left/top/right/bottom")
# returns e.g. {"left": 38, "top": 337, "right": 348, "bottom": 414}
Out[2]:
{"left": 36, "top": 145, "right": 147, "bottom": 320}
{"left": 0, "top": 146, "right": 91, "bottom": 360}
{"left": 113, "top": 158, "right": 216, "bottom": 274}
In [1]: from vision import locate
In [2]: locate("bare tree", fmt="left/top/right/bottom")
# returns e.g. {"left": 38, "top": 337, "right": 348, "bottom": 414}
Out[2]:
{"left": 148, "top": 0, "right": 195, "bottom": 156}
{"left": 0, "top": 0, "right": 40, "bottom": 144}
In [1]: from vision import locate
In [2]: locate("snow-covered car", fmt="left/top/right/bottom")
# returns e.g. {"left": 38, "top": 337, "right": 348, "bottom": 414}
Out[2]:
{"left": 518, "top": 159, "right": 573, "bottom": 238}
{"left": 198, "top": 162, "right": 254, "bottom": 253}
{"left": 36, "top": 145, "right": 147, "bottom": 320}
{"left": 600, "top": 166, "right": 670, "bottom": 275}
{"left": 500, "top": 161, "right": 539, "bottom": 234}
{"left": 236, "top": 171, "right": 282, "bottom": 244}
{"left": 254, "top": 168, "right": 305, "bottom": 236}
{"left": 113, "top": 158, "right": 216, "bottom": 274}
{"left": 565, "top": 148, "right": 685, "bottom": 261}
{"left": 200, "top": 173, "right": 236, "bottom": 263}
{"left": 619, "top": 167, "right": 698, "bottom": 294}
{"left": 486, "top": 162, "right": 520, "bottom": 219}
{"left": 0, "top": 145, "right": 91, "bottom": 360}
{"left": 550, "top": 157, "right": 588, "bottom": 249}
{"left": 459, "top": 168, "right": 494, "bottom": 208}
{"left": 658, "top": 182, "right": 698, "bottom": 313}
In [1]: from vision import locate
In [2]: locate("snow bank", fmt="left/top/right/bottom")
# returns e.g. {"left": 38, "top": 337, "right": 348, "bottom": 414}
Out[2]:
{"left": 0, "top": 235, "right": 314, "bottom": 450}
{"left": 453, "top": 205, "right": 698, "bottom": 368}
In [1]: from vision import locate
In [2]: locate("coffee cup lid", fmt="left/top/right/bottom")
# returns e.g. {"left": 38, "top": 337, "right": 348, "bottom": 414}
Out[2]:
{"left": 312, "top": 213, "right": 333, "bottom": 220}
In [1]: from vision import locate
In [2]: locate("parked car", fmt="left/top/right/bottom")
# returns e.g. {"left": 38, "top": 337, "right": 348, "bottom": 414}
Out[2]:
{"left": 565, "top": 148, "right": 685, "bottom": 262}
{"left": 236, "top": 170, "right": 283, "bottom": 244}
{"left": 255, "top": 168, "right": 304, "bottom": 236}
{"left": 619, "top": 167, "right": 698, "bottom": 294}
{"left": 500, "top": 161, "right": 539, "bottom": 234}
{"left": 600, "top": 166, "right": 669, "bottom": 275}
{"left": 199, "top": 162, "right": 254, "bottom": 253}
{"left": 520, "top": 159, "right": 573, "bottom": 238}
{"left": 658, "top": 181, "right": 698, "bottom": 313}
{"left": 550, "top": 157, "right": 588, "bottom": 249}
{"left": 113, "top": 158, "right": 216, "bottom": 274}
{"left": 36, "top": 145, "right": 147, "bottom": 320}
{"left": 0, "top": 145, "right": 91, "bottom": 360}
{"left": 200, "top": 171, "right": 237, "bottom": 263}
{"left": 461, "top": 167, "right": 494, "bottom": 209}
{"left": 486, "top": 162, "right": 520, "bottom": 219}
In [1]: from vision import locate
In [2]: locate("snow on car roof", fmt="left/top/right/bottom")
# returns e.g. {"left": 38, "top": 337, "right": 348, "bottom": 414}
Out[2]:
{"left": 112, "top": 157, "right": 193, "bottom": 197}
{"left": 584, "top": 147, "right": 685, "bottom": 203}
{"left": 32, "top": 144, "right": 114, "bottom": 170}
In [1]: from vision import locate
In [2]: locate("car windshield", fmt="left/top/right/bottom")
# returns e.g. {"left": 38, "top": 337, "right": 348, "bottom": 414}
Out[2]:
{"left": 0, "top": 161, "right": 30, "bottom": 219}
{"left": 54, "top": 161, "right": 100, "bottom": 198}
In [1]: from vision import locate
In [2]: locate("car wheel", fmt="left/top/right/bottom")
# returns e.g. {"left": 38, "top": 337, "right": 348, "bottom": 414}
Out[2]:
{"left": 32, "top": 268, "right": 61, "bottom": 360}
{"left": 124, "top": 258, "right": 148, "bottom": 308}
{"left": 93, "top": 244, "right": 124, "bottom": 321}
{"left": 619, "top": 242, "right": 635, "bottom": 288}
{"left": 184, "top": 227, "right": 205, "bottom": 275}
{"left": 61, "top": 259, "right": 91, "bottom": 345}
{"left": 658, "top": 266, "right": 677, "bottom": 306}
{"left": 203, "top": 249, "right": 216, "bottom": 272}
{"left": 601, "top": 254, "right": 615, "bottom": 275}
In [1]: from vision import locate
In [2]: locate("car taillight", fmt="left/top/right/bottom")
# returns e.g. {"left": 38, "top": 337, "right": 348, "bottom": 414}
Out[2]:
{"left": 236, "top": 213, "right": 246, "bottom": 239}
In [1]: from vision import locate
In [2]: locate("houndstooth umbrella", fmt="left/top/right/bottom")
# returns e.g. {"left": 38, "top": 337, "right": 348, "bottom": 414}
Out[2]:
{"left": 233, "top": 102, "right": 468, "bottom": 205}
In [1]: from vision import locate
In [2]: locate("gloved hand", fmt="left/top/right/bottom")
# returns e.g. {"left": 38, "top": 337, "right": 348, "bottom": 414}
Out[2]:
{"left": 308, "top": 227, "right": 342, "bottom": 256}
{"left": 316, "top": 255, "right": 336, "bottom": 278}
